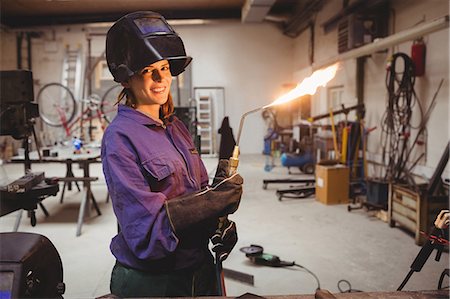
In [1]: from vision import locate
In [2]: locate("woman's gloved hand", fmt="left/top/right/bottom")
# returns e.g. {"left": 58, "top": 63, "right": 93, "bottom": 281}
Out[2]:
{"left": 212, "top": 159, "right": 232, "bottom": 186}
{"left": 165, "top": 161, "right": 243, "bottom": 233}
{"left": 210, "top": 218, "right": 238, "bottom": 262}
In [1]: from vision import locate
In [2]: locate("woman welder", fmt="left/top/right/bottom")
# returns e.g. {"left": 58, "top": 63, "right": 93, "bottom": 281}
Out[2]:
{"left": 102, "top": 11, "right": 243, "bottom": 297}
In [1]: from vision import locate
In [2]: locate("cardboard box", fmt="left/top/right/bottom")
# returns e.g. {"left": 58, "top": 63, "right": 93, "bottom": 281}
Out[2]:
{"left": 315, "top": 164, "right": 349, "bottom": 205}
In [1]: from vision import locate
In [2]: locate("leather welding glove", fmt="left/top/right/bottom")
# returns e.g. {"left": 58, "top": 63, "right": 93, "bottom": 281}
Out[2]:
{"left": 212, "top": 159, "right": 232, "bottom": 186}
{"left": 165, "top": 173, "right": 243, "bottom": 233}
{"left": 210, "top": 218, "right": 238, "bottom": 262}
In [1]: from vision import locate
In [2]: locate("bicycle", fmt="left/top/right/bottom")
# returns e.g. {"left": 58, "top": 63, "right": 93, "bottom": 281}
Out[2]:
{"left": 100, "top": 84, "right": 122, "bottom": 124}
{"left": 37, "top": 82, "right": 122, "bottom": 140}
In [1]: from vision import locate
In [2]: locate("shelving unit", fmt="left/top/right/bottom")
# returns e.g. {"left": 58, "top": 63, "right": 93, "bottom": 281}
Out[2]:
{"left": 196, "top": 96, "right": 214, "bottom": 156}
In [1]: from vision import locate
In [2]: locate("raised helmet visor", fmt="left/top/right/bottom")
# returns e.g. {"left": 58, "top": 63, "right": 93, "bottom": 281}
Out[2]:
{"left": 106, "top": 11, "right": 192, "bottom": 83}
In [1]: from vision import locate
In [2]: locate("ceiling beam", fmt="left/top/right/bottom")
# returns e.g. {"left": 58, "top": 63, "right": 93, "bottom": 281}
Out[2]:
{"left": 1, "top": 8, "right": 241, "bottom": 29}
{"left": 283, "top": 0, "right": 324, "bottom": 38}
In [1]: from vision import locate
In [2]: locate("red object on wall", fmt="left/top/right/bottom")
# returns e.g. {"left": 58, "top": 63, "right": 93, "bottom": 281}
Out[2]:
{"left": 411, "top": 39, "right": 426, "bottom": 76}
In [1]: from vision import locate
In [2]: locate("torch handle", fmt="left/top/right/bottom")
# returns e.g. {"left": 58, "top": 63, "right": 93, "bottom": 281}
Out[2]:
{"left": 218, "top": 145, "right": 240, "bottom": 230}
{"left": 228, "top": 145, "right": 240, "bottom": 176}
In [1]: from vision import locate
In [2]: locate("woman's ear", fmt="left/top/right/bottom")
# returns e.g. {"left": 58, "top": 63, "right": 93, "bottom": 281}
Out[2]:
{"left": 121, "top": 81, "right": 130, "bottom": 88}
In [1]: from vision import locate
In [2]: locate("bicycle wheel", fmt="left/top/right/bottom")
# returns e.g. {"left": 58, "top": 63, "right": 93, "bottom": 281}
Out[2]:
{"left": 101, "top": 84, "right": 122, "bottom": 123}
{"left": 37, "top": 83, "right": 77, "bottom": 127}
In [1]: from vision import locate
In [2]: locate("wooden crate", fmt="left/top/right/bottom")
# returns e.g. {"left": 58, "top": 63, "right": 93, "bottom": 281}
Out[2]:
{"left": 388, "top": 184, "right": 449, "bottom": 245}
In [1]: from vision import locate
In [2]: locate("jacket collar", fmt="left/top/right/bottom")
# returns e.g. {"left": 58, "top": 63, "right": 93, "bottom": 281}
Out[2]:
{"left": 118, "top": 104, "right": 165, "bottom": 127}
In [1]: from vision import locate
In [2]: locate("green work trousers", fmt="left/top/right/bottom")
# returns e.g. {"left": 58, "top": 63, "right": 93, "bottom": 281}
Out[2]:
{"left": 110, "top": 259, "right": 218, "bottom": 297}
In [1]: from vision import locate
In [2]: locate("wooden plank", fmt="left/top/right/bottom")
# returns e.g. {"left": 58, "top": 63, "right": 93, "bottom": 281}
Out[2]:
{"left": 392, "top": 201, "right": 417, "bottom": 223}
{"left": 392, "top": 211, "right": 416, "bottom": 232}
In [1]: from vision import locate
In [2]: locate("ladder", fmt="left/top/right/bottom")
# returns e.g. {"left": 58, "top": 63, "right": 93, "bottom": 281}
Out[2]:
{"left": 16, "top": 32, "right": 32, "bottom": 70}
{"left": 61, "top": 45, "right": 84, "bottom": 101}
{"left": 196, "top": 96, "right": 214, "bottom": 156}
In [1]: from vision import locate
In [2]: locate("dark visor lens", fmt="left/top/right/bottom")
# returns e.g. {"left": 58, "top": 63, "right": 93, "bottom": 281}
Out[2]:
{"left": 133, "top": 17, "right": 173, "bottom": 35}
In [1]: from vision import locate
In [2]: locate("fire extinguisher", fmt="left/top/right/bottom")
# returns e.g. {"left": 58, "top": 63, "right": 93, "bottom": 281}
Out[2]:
{"left": 411, "top": 38, "right": 426, "bottom": 76}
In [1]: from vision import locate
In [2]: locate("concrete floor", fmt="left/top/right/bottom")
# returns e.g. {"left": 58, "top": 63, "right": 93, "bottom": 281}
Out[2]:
{"left": 0, "top": 154, "right": 448, "bottom": 298}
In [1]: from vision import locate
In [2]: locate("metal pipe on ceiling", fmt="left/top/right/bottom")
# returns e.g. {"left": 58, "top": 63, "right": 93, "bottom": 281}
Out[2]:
{"left": 312, "top": 15, "right": 449, "bottom": 71}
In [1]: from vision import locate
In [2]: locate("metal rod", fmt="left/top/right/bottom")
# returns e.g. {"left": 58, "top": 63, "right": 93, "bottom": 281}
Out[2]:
{"left": 398, "top": 79, "right": 443, "bottom": 173}
{"left": 236, "top": 107, "right": 265, "bottom": 145}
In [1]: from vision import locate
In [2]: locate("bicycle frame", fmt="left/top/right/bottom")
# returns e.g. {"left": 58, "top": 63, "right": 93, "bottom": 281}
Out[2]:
{"left": 56, "top": 102, "right": 117, "bottom": 139}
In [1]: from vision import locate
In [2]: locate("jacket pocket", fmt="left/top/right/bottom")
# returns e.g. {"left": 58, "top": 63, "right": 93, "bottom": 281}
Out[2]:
{"left": 141, "top": 155, "right": 174, "bottom": 181}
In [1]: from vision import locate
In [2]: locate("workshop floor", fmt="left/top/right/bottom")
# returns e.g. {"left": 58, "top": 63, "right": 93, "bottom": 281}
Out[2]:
{"left": 0, "top": 154, "right": 448, "bottom": 298}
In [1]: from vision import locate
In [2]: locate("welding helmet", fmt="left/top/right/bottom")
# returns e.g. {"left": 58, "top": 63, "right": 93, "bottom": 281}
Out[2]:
{"left": 106, "top": 11, "right": 192, "bottom": 83}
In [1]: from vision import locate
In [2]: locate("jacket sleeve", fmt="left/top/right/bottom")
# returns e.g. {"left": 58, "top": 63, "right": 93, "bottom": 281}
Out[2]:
{"left": 102, "top": 131, "right": 178, "bottom": 261}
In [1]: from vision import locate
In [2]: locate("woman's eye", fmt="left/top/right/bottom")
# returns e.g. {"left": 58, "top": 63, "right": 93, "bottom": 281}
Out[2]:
{"left": 161, "top": 65, "right": 170, "bottom": 71}
{"left": 142, "top": 69, "right": 151, "bottom": 74}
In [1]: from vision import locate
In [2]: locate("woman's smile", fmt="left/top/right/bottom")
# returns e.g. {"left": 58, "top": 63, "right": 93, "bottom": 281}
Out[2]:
{"left": 151, "top": 86, "right": 167, "bottom": 94}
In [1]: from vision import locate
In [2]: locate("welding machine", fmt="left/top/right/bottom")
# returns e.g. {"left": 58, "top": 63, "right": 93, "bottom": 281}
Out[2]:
{"left": 0, "top": 232, "right": 65, "bottom": 298}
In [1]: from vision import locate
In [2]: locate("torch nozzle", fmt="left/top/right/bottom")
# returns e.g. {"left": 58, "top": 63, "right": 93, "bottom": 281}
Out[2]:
{"left": 228, "top": 145, "right": 240, "bottom": 176}
{"left": 236, "top": 107, "right": 265, "bottom": 145}
{"left": 232, "top": 106, "right": 266, "bottom": 175}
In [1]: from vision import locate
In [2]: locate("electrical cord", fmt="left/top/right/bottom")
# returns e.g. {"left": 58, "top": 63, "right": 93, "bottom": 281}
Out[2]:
{"left": 337, "top": 279, "right": 363, "bottom": 293}
{"left": 293, "top": 263, "right": 321, "bottom": 291}
{"left": 438, "top": 269, "right": 449, "bottom": 290}
{"left": 195, "top": 172, "right": 240, "bottom": 196}
{"left": 292, "top": 264, "right": 365, "bottom": 294}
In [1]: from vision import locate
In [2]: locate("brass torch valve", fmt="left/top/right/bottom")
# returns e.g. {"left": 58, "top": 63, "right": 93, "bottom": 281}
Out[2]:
{"left": 228, "top": 146, "right": 240, "bottom": 175}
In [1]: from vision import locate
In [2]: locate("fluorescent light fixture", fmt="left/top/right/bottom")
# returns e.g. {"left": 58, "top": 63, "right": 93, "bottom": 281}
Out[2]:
{"left": 168, "top": 19, "right": 212, "bottom": 26}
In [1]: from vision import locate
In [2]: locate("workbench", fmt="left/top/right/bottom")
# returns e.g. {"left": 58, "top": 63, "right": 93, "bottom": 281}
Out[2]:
{"left": 9, "top": 145, "right": 103, "bottom": 236}
{"left": 97, "top": 289, "right": 449, "bottom": 299}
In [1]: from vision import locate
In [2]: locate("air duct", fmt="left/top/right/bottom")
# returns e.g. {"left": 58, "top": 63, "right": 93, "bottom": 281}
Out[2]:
{"left": 242, "top": 0, "right": 277, "bottom": 23}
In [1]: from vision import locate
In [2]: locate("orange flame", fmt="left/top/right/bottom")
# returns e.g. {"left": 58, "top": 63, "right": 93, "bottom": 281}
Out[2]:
{"left": 264, "top": 63, "right": 340, "bottom": 108}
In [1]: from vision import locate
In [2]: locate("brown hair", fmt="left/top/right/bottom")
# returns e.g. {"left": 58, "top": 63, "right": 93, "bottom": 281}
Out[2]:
{"left": 115, "top": 88, "right": 174, "bottom": 122}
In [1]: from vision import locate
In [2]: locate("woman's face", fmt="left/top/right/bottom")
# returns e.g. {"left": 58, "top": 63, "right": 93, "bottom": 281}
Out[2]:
{"left": 125, "top": 59, "right": 172, "bottom": 106}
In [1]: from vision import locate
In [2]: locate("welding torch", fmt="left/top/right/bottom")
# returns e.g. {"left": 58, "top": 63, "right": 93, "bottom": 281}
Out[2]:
{"left": 219, "top": 106, "right": 275, "bottom": 227}
{"left": 228, "top": 106, "right": 270, "bottom": 174}
{"left": 215, "top": 106, "right": 268, "bottom": 296}
{"left": 216, "top": 63, "right": 340, "bottom": 294}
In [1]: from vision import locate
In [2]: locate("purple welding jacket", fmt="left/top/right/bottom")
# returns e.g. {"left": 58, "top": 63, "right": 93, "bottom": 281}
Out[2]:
{"left": 101, "top": 104, "right": 212, "bottom": 272}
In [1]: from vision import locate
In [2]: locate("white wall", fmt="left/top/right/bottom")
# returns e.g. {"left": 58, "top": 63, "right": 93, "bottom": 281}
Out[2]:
{"left": 176, "top": 22, "right": 294, "bottom": 153}
{"left": 0, "top": 26, "right": 93, "bottom": 89}
{"left": 0, "top": 21, "right": 294, "bottom": 154}
{"left": 293, "top": 0, "right": 360, "bottom": 124}
{"left": 292, "top": 0, "right": 449, "bottom": 178}
{"left": 366, "top": 0, "right": 449, "bottom": 177}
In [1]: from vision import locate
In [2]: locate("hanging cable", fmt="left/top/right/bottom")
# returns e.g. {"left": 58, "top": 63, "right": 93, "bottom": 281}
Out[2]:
{"left": 380, "top": 52, "right": 423, "bottom": 183}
